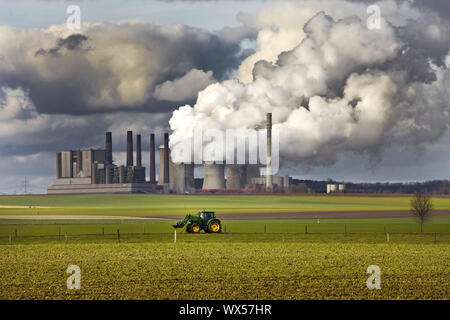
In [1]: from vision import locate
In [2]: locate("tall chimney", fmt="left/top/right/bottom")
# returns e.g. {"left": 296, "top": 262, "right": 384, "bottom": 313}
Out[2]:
{"left": 266, "top": 113, "right": 273, "bottom": 191}
{"left": 126, "top": 130, "right": 133, "bottom": 167}
{"left": 136, "top": 134, "right": 142, "bottom": 167}
{"left": 163, "top": 133, "right": 170, "bottom": 186}
{"left": 149, "top": 133, "right": 156, "bottom": 183}
{"left": 105, "top": 132, "right": 113, "bottom": 164}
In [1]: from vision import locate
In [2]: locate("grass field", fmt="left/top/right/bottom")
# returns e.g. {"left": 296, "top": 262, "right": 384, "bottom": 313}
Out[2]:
{"left": 1, "top": 194, "right": 449, "bottom": 300}
{"left": 1, "top": 217, "right": 450, "bottom": 240}
{"left": 1, "top": 240, "right": 448, "bottom": 299}
{"left": 2, "top": 194, "right": 450, "bottom": 216}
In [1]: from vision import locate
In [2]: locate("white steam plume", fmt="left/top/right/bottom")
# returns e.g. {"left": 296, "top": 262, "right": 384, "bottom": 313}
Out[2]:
{"left": 169, "top": 0, "right": 450, "bottom": 169}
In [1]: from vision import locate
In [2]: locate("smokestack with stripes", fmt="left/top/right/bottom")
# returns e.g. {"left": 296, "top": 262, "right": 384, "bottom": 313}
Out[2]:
{"left": 266, "top": 113, "right": 273, "bottom": 191}
{"left": 163, "top": 132, "right": 170, "bottom": 192}
{"left": 126, "top": 131, "right": 133, "bottom": 167}
{"left": 149, "top": 133, "right": 156, "bottom": 183}
{"left": 136, "top": 134, "right": 142, "bottom": 167}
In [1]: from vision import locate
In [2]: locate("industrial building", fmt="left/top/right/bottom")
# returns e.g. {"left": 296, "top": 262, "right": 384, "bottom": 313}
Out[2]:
{"left": 48, "top": 131, "right": 154, "bottom": 194}
{"left": 47, "top": 113, "right": 293, "bottom": 194}
{"left": 326, "top": 183, "right": 346, "bottom": 194}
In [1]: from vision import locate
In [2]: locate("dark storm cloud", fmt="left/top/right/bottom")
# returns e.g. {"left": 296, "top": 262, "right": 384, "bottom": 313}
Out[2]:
{"left": 0, "top": 23, "right": 257, "bottom": 115}
{"left": 35, "top": 34, "right": 90, "bottom": 57}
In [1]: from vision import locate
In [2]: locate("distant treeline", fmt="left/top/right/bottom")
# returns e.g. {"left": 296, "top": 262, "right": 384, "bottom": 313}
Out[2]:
{"left": 293, "top": 179, "right": 450, "bottom": 194}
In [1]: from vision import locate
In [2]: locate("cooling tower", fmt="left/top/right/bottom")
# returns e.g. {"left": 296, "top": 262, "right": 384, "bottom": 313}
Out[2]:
{"left": 266, "top": 113, "right": 273, "bottom": 191}
{"left": 136, "top": 134, "right": 142, "bottom": 167}
{"left": 126, "top": 131, "right": 133, "bottom": 167}
{"left": 149, "top": 133, "right": 156, "bottom": 183}
{"left": 226, "top": 165, "right": 246, "bottom": 189}
{"left": 105, "top": 132, "right": 112, "bottom": 165}
{"left": 202, "top": 163, "right": 225, "bottom": 190}
{"left": 246, "top": 165, "right": 260, "bottom": 182}
{"left": 170, "top": 163, "right": 195, "bottom": 193}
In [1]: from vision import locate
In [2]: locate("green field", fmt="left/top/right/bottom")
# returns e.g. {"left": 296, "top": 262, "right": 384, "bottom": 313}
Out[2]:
{"left": 1, "top": 217, "right": 450, "bottom": 240}
{"left": 1, "top": 194, "right": 449, "bottom": 300}
{"left": 1, "top": 240, "right": 449, "bottom": 299}
{"left": 2, "top": 194, "right": 450, "bottom": 216}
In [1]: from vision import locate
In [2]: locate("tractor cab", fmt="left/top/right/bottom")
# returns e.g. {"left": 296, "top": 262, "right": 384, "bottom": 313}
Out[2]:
{"left": 199, "top": 210, "right": 215, "bottom": 224}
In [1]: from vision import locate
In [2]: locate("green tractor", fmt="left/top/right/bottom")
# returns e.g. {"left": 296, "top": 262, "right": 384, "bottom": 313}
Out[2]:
{"left": 172, "top": 210, "right": 222, "bottom": 233}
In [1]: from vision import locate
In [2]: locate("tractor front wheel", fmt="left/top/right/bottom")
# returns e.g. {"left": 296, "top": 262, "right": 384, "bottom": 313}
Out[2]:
{"left": 207, "top": 220, "right": 222, "bottom": 233}
{"left": 186, "top": 224, "right": 192, "bottom": 233}
{"left": 191, "top": 223, "right": 201, "bottom": 233}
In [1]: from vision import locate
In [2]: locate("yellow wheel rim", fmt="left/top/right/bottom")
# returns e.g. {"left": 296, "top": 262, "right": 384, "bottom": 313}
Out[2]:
{"left": 210, "top": 222, "right": 220, "bottom": 232}
{"left": 192, "top": 225, "right": 200, "bottom": 233}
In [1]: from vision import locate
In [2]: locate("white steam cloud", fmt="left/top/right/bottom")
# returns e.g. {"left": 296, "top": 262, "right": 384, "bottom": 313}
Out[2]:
{"left": 169, "top": 0, "right": 450, "bottom": 169}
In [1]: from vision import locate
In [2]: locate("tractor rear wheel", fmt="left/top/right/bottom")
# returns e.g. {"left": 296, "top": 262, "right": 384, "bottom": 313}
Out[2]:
{"left": 191, "top": 223, "right": 201, "bottom": 233}
{"left": 207, "top": 220, "right": 222, "bottom": 233}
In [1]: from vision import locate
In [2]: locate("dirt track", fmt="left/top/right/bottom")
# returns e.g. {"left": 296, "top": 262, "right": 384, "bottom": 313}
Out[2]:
{"left": 152, "top": 210, "right": 450, "bottom": 220}
{"left": 0, "top": 215, "right": 166, "bottom": 220}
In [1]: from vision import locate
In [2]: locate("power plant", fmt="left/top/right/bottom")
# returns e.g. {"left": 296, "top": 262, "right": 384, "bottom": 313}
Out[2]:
{"left": 48, "top": 113, "right": 292, "bottom": 194}
{"left": 48, "top": 130, "right": 152, "bottom": 194}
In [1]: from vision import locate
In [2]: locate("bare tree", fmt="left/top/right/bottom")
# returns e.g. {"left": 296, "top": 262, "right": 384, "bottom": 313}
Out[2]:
{"left": 410, "top": 192, "right": 433, "bottom": 233}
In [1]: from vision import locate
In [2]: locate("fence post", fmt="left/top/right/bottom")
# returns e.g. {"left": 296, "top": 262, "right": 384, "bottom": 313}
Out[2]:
{"left": 174, "top": 230, "right": 177, "bottom": 243}
{"left": 9, "top": 232, "right": 12, "bottom": 245}
{"left": 386, "top": 233, "right": 390, "bottom": 243}
{"left": 282, "top": 233, "right": 285, "bottom": 243}
{"left": 65, "top": 233, "right": 68, "bottom": 244}
{"left": 117, "top": 229, "right": 120, "bottom": 243}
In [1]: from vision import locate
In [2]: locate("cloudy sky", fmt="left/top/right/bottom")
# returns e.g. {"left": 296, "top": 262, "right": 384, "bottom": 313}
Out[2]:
{"left": 0, "top": 0, "right": 449, "bottom": 194}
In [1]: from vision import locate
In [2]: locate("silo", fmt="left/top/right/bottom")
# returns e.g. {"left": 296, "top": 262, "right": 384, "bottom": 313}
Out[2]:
{"left": 226, "top": 165, "right": 246, "bottom": 189}
{"left": 202, "top": 163, "right": 225, "bottom": 190}
{"left": 338, "top": 184, "right": 346, "bottom": 192}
